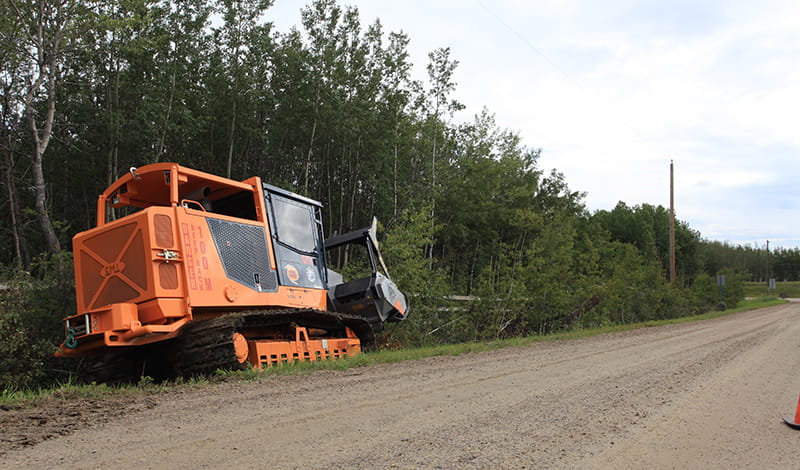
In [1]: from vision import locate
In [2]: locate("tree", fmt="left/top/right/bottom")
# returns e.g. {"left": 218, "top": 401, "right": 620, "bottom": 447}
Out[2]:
{"left": 212, "top": 0, "right": 273, "bottom": 178}
{"left": 0, "top": 4, "right": 30, "bottom": 266}
{"left": 421, "top": 47, "right": 463, "bottom": 260}
{"left": 5, "top": 0, "right": 94, "bottom": 253}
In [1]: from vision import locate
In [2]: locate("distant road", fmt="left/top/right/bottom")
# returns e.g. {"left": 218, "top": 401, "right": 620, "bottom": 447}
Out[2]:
{"left": 3, "top": 303, "right": 800, "bottom": 469}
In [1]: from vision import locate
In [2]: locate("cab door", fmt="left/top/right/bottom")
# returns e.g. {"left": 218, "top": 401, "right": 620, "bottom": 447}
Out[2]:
{"left": 263, "top": 184, "right": 327, "bottom": 291}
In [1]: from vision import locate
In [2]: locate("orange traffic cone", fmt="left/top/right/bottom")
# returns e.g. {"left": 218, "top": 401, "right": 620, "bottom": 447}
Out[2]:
{"left": 784, "top": 394, "right": 800, "bottom": 429}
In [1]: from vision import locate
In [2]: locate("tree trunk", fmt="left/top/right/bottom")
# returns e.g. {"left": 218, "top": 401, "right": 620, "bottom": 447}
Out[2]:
{"left": 304, "top": 83, "right": 321, "bottom": 194}
{"left": 155, "top": 69, "right": 176, "bottom": 163}
{"left": 17, "top": 0, "right": 78, "bottom": 255}
{"left": 303, "top": 118, "right": 317, "bottom": 193}
{"left": 1, "top": 76, "right": 29, "bottom": 267}
{"left": 428, "top": 117, "right": 439, "bottom": 266}
{"left": 26, "top": 53, "right": 62, "bottom": 253}
{"left": 2, "top": 150, "right": 28, "bottom": 267}
{"left": 31, "top": 146, "right": 61, "bottom": 253}
{"left": 107, "top": 56, "right": 121, "bottom": 187}
{"left": 393, "top": 136, "right": 398, "bottom": 217}
{"left": 226, "top": 99, "right": 237, "bottom": 178}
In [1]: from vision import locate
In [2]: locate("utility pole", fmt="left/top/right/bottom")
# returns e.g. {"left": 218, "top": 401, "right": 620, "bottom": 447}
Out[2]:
{"left": 669, "top": 161, "right": 676, "bottom": 283}
{"left": 766, "top": 239, "right": 770, "bottom": 284}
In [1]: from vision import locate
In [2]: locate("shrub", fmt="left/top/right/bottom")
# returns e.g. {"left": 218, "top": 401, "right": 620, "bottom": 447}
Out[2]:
{"left": 0, "top": 252, "right": 78, "bottom": 391}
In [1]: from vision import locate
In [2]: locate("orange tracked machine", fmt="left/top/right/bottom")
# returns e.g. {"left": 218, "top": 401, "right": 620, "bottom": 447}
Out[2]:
{"left": 59, "top": 163, "right": 408, "bottom": 380}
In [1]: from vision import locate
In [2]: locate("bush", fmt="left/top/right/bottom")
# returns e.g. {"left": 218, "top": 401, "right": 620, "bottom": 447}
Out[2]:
{"left": 379, "top": 208, "right": 449, "bottom": 347}
{"left": 0, "top": 252, "right": 78, "bottom": 391}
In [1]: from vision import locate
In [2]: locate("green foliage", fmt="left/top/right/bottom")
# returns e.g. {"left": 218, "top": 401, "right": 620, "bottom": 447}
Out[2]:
{"left": 690, "top": 269, "right": 745, "bottom": 311}
{"left": 0, "top": 309, "right": 52, "bottom": 391}
{"left": 593, "top": 202, "right": 701, "bottom": 282}
{"left": 772, "top": 249, "right": 800, "bottom": 281}
{"left": 379, "top": 207, "right": 449, "bottom": 347}
{"left": 0, "top": 253, "right": 78, "bottom": 392}
{"left": 698, "top": 241, "right": 800, "bottom": 283}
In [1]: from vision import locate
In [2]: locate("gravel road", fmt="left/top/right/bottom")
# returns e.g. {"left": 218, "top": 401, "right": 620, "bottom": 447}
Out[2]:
{"left": 3, "top": 302, "right": 800, "bottom": 469}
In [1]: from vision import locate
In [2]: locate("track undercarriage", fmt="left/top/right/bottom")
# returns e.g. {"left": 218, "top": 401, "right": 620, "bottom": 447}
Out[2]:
{"left": 79, "top": 309, "right": 376, "bottom": 383}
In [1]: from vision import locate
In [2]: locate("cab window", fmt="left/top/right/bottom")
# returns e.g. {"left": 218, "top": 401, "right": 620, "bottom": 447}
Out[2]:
{"left": 271, "top": 195, "right": 317, "bottom": 253}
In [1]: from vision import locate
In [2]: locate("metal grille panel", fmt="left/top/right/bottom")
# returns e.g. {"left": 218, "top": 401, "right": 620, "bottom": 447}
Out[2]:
{"left": 207, "top": 218, "right": 277, "bottom": 292}
{"left": 83, "top": 222, "right": 136, "bottom": 263}
{"left": 120, "top": 231, "right": 147, "bottom": 290}
{"left": 154, "top": 214, "right": 174, "bottom": 247}
{"left": 79, "top": 250, "right": 104, "bottom": 308}
{"left": 159, "top": 263, "right": 179, "bottom": 289}
{"left": 93, "top": 276, "right": 139, "bottom": 309}
{"left": 80, "top": 221, "right": 148, "bottom": 310}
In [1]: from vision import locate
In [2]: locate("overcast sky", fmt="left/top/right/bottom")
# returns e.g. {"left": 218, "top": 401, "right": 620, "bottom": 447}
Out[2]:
{"left": 268, "top": 0, "right": 800, "bottom": 249}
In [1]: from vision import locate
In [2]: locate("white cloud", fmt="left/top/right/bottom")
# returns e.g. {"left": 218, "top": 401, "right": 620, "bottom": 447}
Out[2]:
{"left": 269, "top": 0, "right": 800, "bottom": 247}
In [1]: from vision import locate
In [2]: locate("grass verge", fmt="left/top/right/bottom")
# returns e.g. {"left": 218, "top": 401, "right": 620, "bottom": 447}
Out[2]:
{"left": 744, "top": 281, "right": 800, "bottom": 298}
{"left": 0, "top": 373, "right": 211, "bottom": 407}
{"left": 1, "top": 296, "right": 788, "bottom": 406}
{"left": 221, "top": 296, "right": 788, "bottom": 379}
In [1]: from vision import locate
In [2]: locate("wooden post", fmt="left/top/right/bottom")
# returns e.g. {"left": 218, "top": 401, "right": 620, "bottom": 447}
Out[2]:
{"left": 669, "top": 161, "right": 676, "bottom": 282}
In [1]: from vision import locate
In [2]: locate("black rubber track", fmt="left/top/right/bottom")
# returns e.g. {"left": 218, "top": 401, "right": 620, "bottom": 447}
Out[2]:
{"left": 78, "top": 351, "right": 142, "bottom": 384}
{"left": 76, "top": 309, "right": 377, "bottom": 382}
{"left": 77, "top": 341, "right": 176, "bottom": 384}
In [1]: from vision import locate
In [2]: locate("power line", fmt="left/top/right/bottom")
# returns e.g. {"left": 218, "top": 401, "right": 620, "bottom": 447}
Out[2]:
{"left": 474, "top": 0, "right": 650, "bottom": 143}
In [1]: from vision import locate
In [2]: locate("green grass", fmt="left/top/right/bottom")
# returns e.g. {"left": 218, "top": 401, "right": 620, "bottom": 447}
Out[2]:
{"left": 0, "top": 378, "right": 126, "bottom": 407}
{"left": 744, "top": 281, "right": 800, "bottom": 298}
{"left": 0, "top": 373, "right": 212, "bottom": 407}
{"left": 221, "top": 296, "right": 788, "bottom": 379}
{"left": 1, "top": 296, "right": 788, "bottom": 406}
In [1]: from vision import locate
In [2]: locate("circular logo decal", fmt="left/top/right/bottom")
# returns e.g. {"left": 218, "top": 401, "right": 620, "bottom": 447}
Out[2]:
{"left": 285, "top": 264, "right": 300, "bottom": 284}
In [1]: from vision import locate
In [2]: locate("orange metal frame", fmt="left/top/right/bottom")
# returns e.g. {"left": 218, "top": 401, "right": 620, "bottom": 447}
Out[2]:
{"left": 244, "top": 327, "right": 361, "bottom": 368}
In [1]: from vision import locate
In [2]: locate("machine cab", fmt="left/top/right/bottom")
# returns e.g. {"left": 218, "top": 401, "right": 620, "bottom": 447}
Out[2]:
{"left": 263, "top": 184, "right": 327, "bottom": 291}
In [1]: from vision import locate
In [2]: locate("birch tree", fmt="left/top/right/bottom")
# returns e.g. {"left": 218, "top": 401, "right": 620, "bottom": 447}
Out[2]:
{"left": 7, "top": 0, "right": 92, "bottom": 253}
{"left": 213, "top": 0, "right": 273, "bottom": 178}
